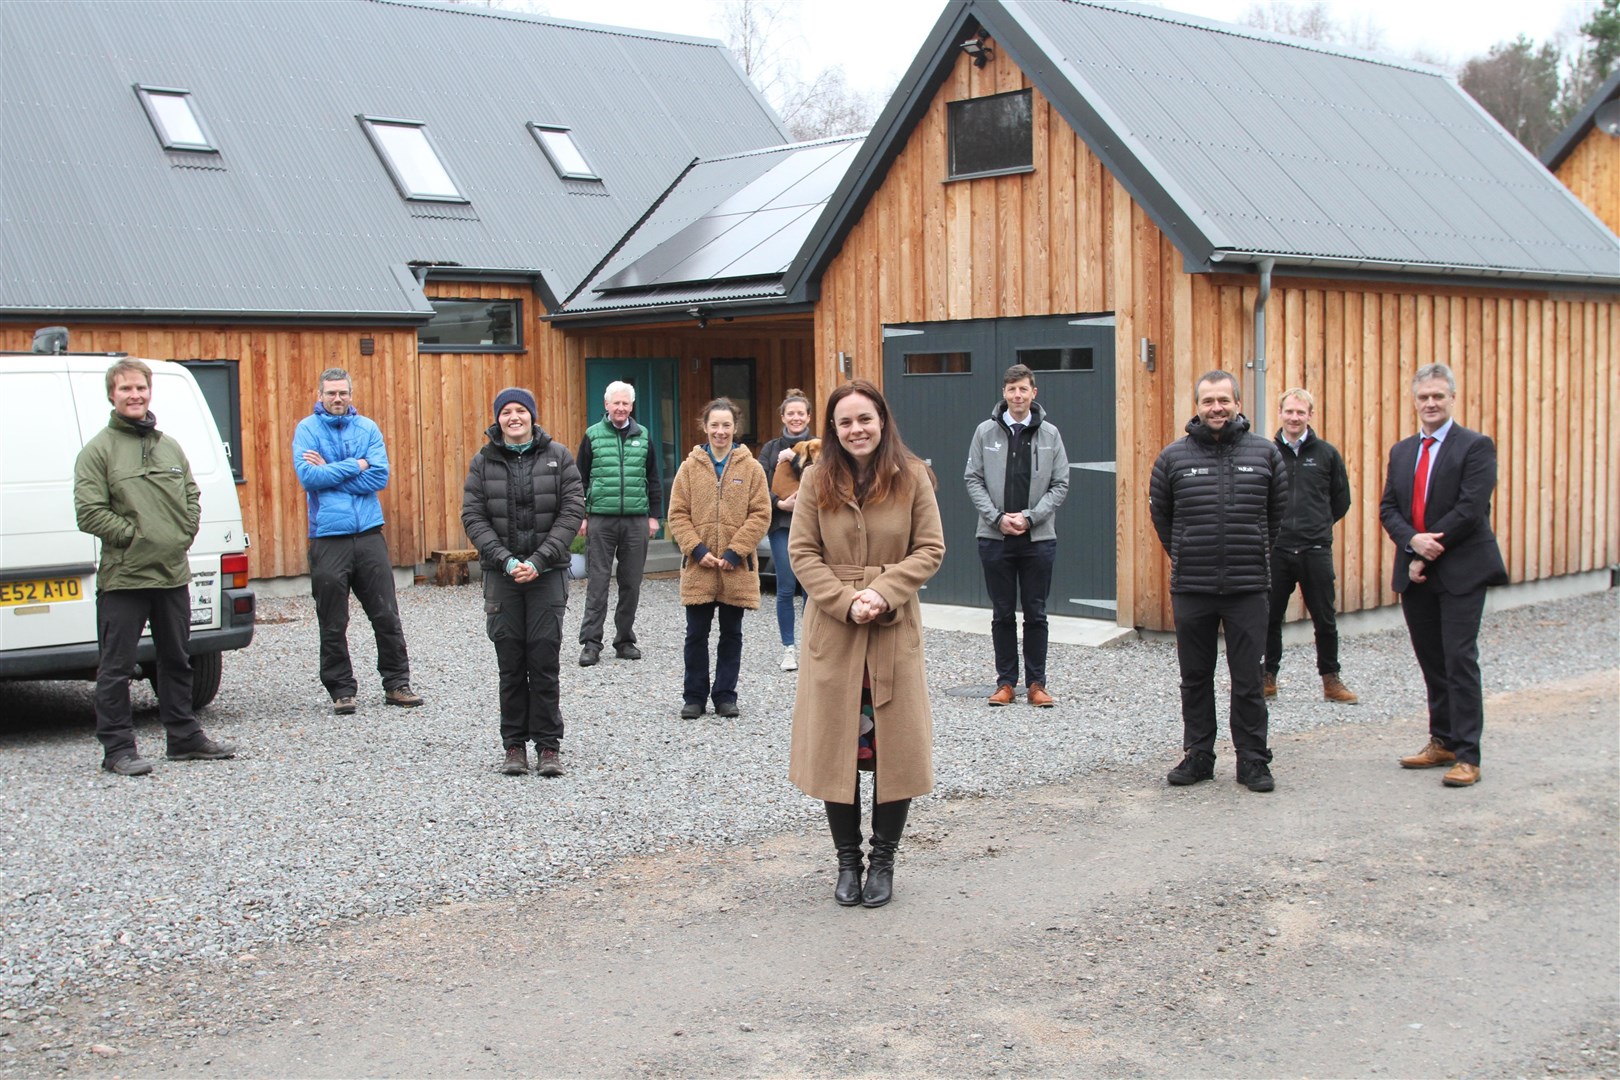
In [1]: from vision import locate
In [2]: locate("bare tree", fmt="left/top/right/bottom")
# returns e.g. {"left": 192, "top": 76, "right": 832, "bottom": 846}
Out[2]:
{"left": 1240, "top": 1, "right": 1388, "bottom": 55}
{"left": 715, "top": 0, "right": 878, "bottom": 140}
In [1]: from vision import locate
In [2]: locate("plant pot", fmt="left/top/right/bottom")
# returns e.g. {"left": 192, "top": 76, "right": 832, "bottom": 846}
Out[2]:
{"left": 569, "top": 552, "right": 588, "bottom": 580}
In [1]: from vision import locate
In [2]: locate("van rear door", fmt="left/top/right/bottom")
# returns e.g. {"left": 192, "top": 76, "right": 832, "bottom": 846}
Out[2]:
{"left": 0, "top": 363, "right": 98, "bottom": 652}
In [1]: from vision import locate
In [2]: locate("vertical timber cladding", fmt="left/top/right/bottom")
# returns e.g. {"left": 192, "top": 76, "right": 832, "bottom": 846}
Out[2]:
{"left": 882, "top": 314, "right": 1117, "bottom": 618}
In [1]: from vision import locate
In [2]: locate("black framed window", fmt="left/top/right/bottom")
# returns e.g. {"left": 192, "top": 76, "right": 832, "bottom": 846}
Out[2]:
{"left": 1017, "top": 346, "right": 1094, "bottom": 372}
{"left": 419, "top": 298, "right": 523, "bottom": 352}
{"left": 135, "top": 85, "right": 217, "bottom": 152}
{"left": 177, "top": 360, "right": 244, "bottom": 482}
{"left": 710, "top": 359, "right": 757, "bottom": 445}
{"left": 903, "top": 351, "right": 972, "bottom": 375}
{"left": 948, "top": 89, "right": 1033, "bottom": 180}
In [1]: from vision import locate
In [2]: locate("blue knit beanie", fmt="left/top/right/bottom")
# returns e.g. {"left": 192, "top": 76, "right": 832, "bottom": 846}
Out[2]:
{"left": 493, "top": 386, "right": 536, "bottom": 425}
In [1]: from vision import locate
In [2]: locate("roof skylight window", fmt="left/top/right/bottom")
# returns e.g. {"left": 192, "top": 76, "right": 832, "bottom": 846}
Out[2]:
{"left": 359, "top": 117, "right": 467, "bottom": 202}
{"left": 135, "top": 85, "right": 216, "bottom": 152}
{"left": 529, "top": 124, "right": 599, "bottom": 181}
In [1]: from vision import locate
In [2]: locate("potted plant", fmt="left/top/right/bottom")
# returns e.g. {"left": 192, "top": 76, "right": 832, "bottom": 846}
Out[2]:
{"left": 568, "top": 534, "right": 588, "bottom": 580}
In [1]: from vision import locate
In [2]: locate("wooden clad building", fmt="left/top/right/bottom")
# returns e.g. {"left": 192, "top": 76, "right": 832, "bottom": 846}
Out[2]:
{"left": 1544, "top": 69, "right": 1620, "bottom": 241}
{"left": 795, "top": 0, "right": 1620, "bottom": 632}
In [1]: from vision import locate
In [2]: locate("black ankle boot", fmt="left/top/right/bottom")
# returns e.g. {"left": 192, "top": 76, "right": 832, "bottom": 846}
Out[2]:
{"left": 862, "top": 797, "right": 910, "bottom": 908}
{"left": 824, "top": 799, "right": 864, "bottom": 906}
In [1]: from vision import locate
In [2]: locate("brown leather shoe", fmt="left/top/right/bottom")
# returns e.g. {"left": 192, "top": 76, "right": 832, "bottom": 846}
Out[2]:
{"left": 1322, "top": 674, "right": 1359, "bottom": 704}
{"left": 1027, "top": 683, "right": 1055, "bottom": 707}
{"left": 987, "top": 685, "right": 1015, "bottom": 706}
{"left": 1262, "top": 672, "right": 1277, "bottom": 698}
{"left": 1442, "top": 762, "right": 1481, "bottom": 787}
{"left": 1400, "top": 737, "right": 1456, "bottom": 769}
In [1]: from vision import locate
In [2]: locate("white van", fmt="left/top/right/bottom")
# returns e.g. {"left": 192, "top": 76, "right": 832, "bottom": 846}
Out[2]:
{"left": 0, "top": 349, "right": 255, "bottom": 707}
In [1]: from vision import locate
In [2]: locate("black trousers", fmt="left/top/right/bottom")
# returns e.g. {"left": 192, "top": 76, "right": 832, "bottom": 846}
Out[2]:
{"left": 684, "top": 602, "right": 744, "bottom": 707}
{"left": 1400, "top": 581, "right": 1488, "bottom": 765}
{"left": 978, "top": 536, "right": 1056, "bottom": 689}
{"left": 484, "top": 570, "right": 567, "bottom": 749}
{"left": 1172, "top": 590, "right": 1272, "bottom": 764}
{"left": 1265, "top": 545, "right": 1341, "bottom": 676}
{"left": 94, "top": 586, "right": 202, "bottom": 760}
{"left": 579, "top": 514, "right": 648, "bottom": 648}
{"left": 308, "top": 530, "right": 411, "bottom": 699}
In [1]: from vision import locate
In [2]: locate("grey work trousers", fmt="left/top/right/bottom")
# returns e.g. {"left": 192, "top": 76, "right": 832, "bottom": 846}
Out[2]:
{"left": 579, "top": 514, "right": 648, "bottom": 648}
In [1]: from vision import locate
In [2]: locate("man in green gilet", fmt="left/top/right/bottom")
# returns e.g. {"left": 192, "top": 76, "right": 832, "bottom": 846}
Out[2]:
{"left": 575, "top": 381, "right": 663, "bottom": 666}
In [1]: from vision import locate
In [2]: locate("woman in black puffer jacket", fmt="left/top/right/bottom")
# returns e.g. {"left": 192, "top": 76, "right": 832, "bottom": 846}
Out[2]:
{"left": 462, "top": 387, "right": 584, "bottom": 779}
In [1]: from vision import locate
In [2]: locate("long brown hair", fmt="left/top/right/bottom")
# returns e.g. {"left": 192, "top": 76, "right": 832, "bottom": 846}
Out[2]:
{"left": 810, "top": 380, "right": 931, "bottom": 509}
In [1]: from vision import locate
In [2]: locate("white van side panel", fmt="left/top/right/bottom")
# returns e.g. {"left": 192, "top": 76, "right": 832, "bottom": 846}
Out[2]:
{"left": 0, "top": 369, "right": 98, "bottom": 652}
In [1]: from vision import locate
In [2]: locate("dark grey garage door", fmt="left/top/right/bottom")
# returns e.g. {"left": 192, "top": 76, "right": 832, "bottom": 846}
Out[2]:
{"left": 881, "top": 313, "right": 1116, "bottom": 619}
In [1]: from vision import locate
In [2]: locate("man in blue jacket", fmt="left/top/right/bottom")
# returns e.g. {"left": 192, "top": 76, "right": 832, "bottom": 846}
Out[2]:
{"left": 293, "top": 368, "right": 422, "bottom": 715}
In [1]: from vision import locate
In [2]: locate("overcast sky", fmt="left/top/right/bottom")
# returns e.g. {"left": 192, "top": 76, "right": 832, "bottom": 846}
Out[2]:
{"left": 529, "top": 0, "right": 1599, "bottom": 103}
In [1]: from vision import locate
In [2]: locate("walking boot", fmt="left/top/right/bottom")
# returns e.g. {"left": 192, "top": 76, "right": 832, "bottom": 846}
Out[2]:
{"left": 1262, "top": 671, "right": 1277, "bottom": 698}
{"left": 1322, "top": 674, "right": 1359, "bottom": 704}
{"left": 824, "top": 799, "right": 864, "bottom": 906}
{"left": 1167, "top": 749, "right": 1216, "bottom": 786}
{"left": 862, "top": 798, "right": 910, "bottom": 908}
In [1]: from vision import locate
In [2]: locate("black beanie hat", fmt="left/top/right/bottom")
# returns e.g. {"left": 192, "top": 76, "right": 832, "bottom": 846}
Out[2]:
{"left": 493, "top": 386, "right": 536, "bottom": 425}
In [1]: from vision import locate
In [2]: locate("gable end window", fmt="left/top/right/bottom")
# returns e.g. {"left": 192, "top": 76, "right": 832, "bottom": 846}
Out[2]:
{"left": 420, "top": 298, "right": 523, "bottom": 352}
{"left": 947, "top": 89, "right": 1033, "bottom": 180}
{"left": 135, "top": 85, "right": 217, "bottom": 152}
{"left": 359, "top": 117, "right": 468, "bottom": 202}
{"left": 528, "top": 123, "right": 599, "bottom": 181}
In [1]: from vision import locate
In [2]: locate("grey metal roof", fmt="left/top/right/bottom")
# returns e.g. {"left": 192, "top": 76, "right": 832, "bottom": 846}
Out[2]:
{"left": 0, "top": 0, "right": 788, "bottom": 320}
{"left": 798, "top": 0, "right": 1619, "bottom": 290}
{"left": 1542, "top": 68, "right": 1620, "bottom": 172}
{"left": 556, "top": 137, "right": 861, "bottom": 318}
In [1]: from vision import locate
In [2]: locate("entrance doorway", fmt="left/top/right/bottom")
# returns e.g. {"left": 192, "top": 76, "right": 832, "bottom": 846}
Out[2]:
{"left": 881, "top": 313, "right": 1117, "bottom": 619}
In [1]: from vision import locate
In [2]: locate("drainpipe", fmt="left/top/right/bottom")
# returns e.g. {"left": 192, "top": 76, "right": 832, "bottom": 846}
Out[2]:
{"left": 1252, "top": 258, "right": 1275, "bottom": 439}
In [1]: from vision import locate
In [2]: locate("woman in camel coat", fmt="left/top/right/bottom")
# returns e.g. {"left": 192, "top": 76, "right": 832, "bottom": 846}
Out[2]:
{"left": 788, "top": 379, "right": 944, "bottom": 908}
{"left": 665, "top": 397, "right": 771, "bottom": 720}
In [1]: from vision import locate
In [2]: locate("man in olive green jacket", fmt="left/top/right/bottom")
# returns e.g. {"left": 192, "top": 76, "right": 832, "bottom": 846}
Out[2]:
{"left": 74, "top": 359, "right": 236, "bottom": 776}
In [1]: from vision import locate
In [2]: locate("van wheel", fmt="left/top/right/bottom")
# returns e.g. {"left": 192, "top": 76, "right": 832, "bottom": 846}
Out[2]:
{"left": 154, "top": 652, "right": 224, "bottom": 710}
{"left": 188, "top": 652, "right": 223, "bottom": 709}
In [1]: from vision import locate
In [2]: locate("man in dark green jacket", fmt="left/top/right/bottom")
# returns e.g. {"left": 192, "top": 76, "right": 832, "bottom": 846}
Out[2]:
{"left": 74, "top": 359, "right": 236, "bottom": 776}
{"left": 575, "top": 381, "right": 663, "bottom": 666}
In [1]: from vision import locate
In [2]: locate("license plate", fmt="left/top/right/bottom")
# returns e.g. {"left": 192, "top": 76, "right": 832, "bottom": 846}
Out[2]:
{"left": 0, "top": 577, "right": 84, "bottom": 606}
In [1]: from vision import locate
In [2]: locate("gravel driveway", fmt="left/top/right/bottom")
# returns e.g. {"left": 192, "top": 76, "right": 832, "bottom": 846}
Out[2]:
{"left": 2, "top": 578, "right": 1615, "bottom": 1025}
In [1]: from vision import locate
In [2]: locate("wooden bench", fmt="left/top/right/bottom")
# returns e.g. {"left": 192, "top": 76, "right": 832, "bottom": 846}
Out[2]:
{"left": 428, "top": 548, "right": 478, "bottom": 586}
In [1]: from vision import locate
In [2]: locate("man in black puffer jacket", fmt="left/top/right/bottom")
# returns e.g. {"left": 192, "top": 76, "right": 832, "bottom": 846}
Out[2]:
{"left": 462, "top": 387, "right": 585, "bottom": 778}
{"left": 1150, "top": 371, "right": 1288, "bottom": 793}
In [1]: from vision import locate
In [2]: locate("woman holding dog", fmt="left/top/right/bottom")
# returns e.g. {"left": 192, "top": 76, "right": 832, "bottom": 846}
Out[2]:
{"left": 787, "top": 380, "right": 944, "bottom": 908}
{"left": 759, "top": 389, "right": 814, "bottom": 672}
{"left": 665, "top": 397, "right": 771, "bottom": 720}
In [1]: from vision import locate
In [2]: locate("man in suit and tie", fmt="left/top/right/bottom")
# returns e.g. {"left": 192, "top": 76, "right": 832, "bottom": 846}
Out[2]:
{"left": 1379, "top": 362, "right": 1508, "bottom": 788}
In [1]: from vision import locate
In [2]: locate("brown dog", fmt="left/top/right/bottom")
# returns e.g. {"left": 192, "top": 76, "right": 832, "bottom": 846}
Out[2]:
{"left": 771, "top": 438, "right": 821, "bottom": 501}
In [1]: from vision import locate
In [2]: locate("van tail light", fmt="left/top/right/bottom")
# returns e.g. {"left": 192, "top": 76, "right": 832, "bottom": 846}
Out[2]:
{"left": 221, "top": 553, "right": 250, "bottom": 589}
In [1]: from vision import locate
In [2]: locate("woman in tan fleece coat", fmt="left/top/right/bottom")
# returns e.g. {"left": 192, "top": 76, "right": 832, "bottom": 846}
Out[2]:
{"left": 665, "top": 397, "right": 771, "bottom": 720}
{"left": 788, "top": 380, "right": 944, "bottom": 908}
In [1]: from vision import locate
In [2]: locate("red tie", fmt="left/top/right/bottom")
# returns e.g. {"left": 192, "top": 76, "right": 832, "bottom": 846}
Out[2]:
{"left": 1411, "top": 436, "right": 1435, "bottom": 533}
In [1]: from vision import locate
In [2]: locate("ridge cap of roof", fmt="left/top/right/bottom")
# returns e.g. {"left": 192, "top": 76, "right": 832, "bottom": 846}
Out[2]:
{"left": 368, "top": 0, "right": 726, "bottom": 48}
{"left": 1043, "top": 0, "right": 1451, "bottom": 77}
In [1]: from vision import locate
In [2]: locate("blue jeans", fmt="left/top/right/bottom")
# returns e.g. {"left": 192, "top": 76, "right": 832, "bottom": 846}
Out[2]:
{"left": 978, "top": 535, "right": 1057, "bottom": 689}
{"left": 684, "top": 602, "right": 744, "bottom": 706}
{"left": 767, "top": 527, "right": 804, "bottom": 646}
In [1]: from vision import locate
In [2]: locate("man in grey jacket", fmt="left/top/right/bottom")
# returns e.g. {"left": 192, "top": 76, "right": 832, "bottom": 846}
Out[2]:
{"left": 964, "top": 364, "right": 1070, "bottom": 707}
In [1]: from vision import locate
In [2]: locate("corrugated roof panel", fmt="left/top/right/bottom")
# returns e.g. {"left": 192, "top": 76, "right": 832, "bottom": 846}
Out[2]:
{"left": 1001, "top": 0, "right": 1619, "bottom": 280}
{"left": 0, "top": 0, "right": 788, "bottom": 316}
